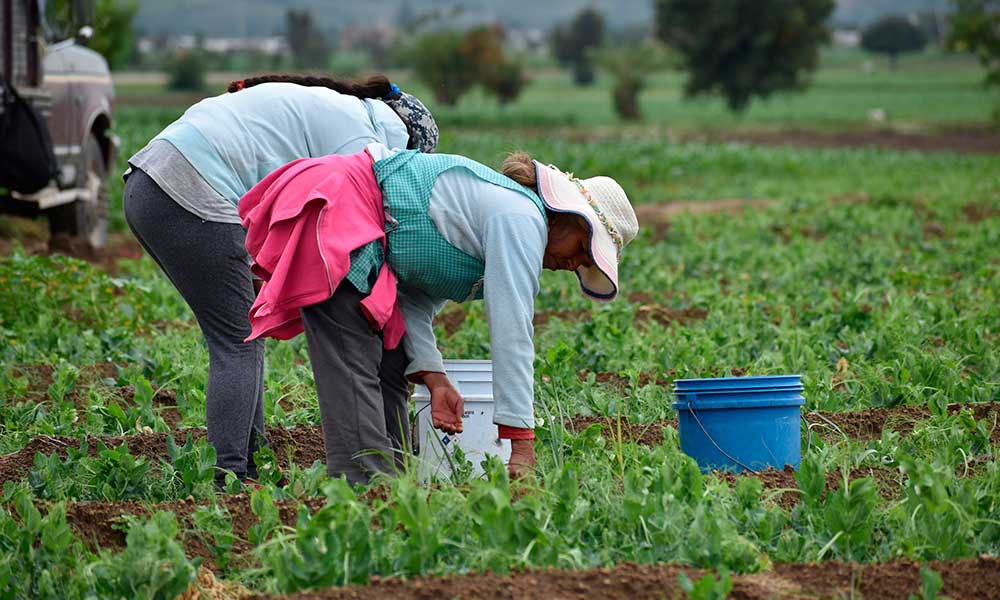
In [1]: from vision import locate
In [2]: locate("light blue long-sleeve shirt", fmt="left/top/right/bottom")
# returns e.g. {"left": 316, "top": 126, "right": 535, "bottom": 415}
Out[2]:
{"left": 368, "top": 144, "right": 547, "bottom": 429}
{"left": 152, "top": 82, "right": 410, "bottom": 205}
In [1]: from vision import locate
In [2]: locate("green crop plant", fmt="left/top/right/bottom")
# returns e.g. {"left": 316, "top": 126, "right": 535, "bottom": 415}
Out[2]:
{"left": 191, "top": 503, "right": 235, "bottom": 573}
{"left": 895, "top": 457, "right": 979, "bottom": 559}
{"left": 0, "top": 488, "right": 96, "bottom": 598}
{"left": 249, "top": 445, "right": 284, "bottom": 488}
{"left": 248, "top": 487, "right": 281, "bottom": 547}
{"left": 678, "top": 569, "right": 734, "bottom": 600}
{"left": 258, "top": 479, "right": 383, "bottom": 591}
{"left": 163, "top": 433, "right": 217, "bottom": 498}
{"left": 391, "top": 478, "right": 444, "bottom": 574}
{"left": 92, "top": 512, "right": 199, "bottom": 600}
{"left": 909, "top": 566, "right": 949, "bottom": 600}
{"left": 88, "top": 442, "right": 154, "bottom": 501}
{"left": 45, "top": 362, "right": 79, "bottom": 404}
{"left": 819, "top": 476, "right": 879, "bottom": 560}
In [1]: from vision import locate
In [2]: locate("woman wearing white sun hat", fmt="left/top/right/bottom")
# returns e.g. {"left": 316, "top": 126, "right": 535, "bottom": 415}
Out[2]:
{"left": 239, "top": 144, "right": 639, "bottom": 482}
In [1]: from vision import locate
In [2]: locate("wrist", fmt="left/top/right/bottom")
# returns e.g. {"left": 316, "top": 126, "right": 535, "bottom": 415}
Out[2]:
{"left": 499, "top": 425, "right": 535, "bottom": 440}
{"left": 418, "top": 371, "right": 452, "bottom": 391}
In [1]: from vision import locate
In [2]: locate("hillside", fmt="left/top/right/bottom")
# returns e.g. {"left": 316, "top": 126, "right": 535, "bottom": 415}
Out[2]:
{"left": 133, "top": 0, "right": 954, "bottom": 37}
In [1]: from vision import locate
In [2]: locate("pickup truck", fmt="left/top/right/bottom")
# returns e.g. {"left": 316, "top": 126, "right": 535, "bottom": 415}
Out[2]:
{"left": 1, "top": 0, "right": 117, "bottom": 249}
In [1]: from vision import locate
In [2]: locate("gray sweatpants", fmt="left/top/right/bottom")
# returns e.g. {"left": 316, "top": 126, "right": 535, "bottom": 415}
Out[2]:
{"left": 123, "top": 169, "right": 265, "bottom": 482}
{"left": 300, "top": 283, "right": 411, "bottom": 484}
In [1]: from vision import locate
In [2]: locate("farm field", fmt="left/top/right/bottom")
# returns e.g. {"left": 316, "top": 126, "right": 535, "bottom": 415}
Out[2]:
{"left": 1, "top": 51, "right": 1000, "bottom": 598}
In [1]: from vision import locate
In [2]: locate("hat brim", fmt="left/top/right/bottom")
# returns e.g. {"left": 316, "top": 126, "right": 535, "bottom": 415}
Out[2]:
{"left": 534, "top": 161, "right": 619, "bottom": 301}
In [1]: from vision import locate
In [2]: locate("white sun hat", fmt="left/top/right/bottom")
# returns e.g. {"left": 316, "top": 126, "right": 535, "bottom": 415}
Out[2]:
{"left": 534, "top": 161, "right": 639, "bottom": 300}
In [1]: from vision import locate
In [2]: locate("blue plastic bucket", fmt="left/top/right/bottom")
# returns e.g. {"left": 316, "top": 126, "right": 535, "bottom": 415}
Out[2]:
{"left": 671, "top": 375, "right": 804, "bottom": 473}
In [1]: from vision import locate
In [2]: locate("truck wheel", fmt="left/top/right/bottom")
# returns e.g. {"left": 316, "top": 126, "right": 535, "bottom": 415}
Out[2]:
{"left": 47, "top": 133, "right": 109, "bottom": 249}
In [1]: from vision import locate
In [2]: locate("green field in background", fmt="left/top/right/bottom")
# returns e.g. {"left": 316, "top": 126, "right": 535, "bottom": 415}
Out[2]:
{"left": 114, "top": 49, "right": 998, "bottom": 130}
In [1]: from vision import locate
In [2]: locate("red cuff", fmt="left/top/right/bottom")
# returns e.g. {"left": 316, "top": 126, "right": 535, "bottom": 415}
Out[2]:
{"left": 498, "top": 425, "right": 535, "bottom": 440}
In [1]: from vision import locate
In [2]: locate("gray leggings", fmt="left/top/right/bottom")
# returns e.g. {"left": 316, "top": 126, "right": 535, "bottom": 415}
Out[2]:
{"left": 124, "top": 169, "right": 265, "bottom": 482}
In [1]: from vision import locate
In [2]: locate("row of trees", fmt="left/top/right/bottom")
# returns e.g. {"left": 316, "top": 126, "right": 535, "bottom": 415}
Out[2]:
{"left": 52, "top": 0, "right": 1000, "bottom": 120}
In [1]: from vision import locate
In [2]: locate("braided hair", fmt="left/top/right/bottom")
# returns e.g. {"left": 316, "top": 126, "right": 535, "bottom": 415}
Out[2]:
{"left": 227, "top": 73, "right": 399, "bottom": 100}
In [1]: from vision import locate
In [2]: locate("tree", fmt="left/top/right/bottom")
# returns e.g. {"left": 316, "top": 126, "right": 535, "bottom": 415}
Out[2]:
{"left": 861, "top": 16, "right": 927, "bottom": 69}
{"left": 655, "top": 0, "right": 834, "bottom": 112}
{"left": 947, "top": 0, "right": 1000, "bottom": 88}
{"left": 412, "top": 30, "right": 477, "bottom": 105}
{"left": 551, "top": 7, "right": 606, "bottom": 86}
{"left": 462, "top": 26, "right": 528, "bottom": 105}
{"left": 166, "top": 49, "right": 206, "bottom": 91}
{"left": 595, "top": 42, "right": 671, "bottom": 120}
{"left": 46, "top": 0, "right": 139, "bottom": 70}
{"left": 412, "top": 26, "right": 528, "bottom": 106}
{"left": 285, "top": 9, "right": 331, "bottom": 69}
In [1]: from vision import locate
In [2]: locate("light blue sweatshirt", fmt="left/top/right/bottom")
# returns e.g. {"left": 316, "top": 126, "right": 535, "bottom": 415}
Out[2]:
{"left": 152, "top": 82, "right": 410, "bottom": 206}
{"left": 368, "top": 144, "right": 546, "bottom": 429}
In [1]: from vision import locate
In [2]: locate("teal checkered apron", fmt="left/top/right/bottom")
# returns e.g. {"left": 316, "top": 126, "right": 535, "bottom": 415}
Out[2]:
{"left": 347, "top": 150, "right": 547, "bottom": 303}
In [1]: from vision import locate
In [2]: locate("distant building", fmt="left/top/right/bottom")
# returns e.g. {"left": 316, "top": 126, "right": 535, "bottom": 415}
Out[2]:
{"left": 135, "top": 35, "right": 288, "bottom": 56}
{"left": 832, "top": 29, "right": 861, "bottom": 47}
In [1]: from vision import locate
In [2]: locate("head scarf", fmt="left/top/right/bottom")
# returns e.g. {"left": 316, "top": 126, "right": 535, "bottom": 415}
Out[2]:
{"left": 384, "top": 87, "right": 439, "bottom": 153}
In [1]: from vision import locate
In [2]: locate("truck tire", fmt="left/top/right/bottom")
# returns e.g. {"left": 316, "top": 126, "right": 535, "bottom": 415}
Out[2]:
{"left": 47, "top": 133, "right": 109, "bottom": 249}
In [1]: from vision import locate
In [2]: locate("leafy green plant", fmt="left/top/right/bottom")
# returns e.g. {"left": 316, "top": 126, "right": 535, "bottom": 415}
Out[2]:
{"left": 259, "top": 479, "right": 381, "bottom": 591}
{"left": 46, "top": 362, "right": 79, "bottom": 404}
{"left": 392, "top": 478, "right": 442, "bottom": 574}
{"left": 93, "top": 512, "right": 199, "bottom": 600}
{"left": 89, "top": 441, "right": 153, "bottom": 501}
{"left": 164, "top": 433, "right": 216, "bottom": 498}
{"left": 908, "top": 566, "right": 950, "bottom": 600}
{"left": 0, "top": 488, "right": 96, "bottom": 597}
{"left": 248, "top": 487, "right": 281, "bottom": 547}
{"left": 192, "top": 503, "right": 235, "bottom": 573}
{"left": 678, "top": 569, "right": 733, "bottom": 600}
{"left": 820, "top": 476, "right": 878, "bottom": 560}
{"left": 250, "top": 445, "right": 284, "bottom": 487}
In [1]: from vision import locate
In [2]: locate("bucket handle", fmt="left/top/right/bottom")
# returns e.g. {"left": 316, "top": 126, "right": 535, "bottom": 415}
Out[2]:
{"left": 685, "top": 400, "right": 760, "bottom": 474}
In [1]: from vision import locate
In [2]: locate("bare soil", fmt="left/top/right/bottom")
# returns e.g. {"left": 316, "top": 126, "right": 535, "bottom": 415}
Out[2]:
{"left": 567, "top": 415, "right": 672, "bottom": 447}
{"left": 805, "top": 402, "right": 1000, "bottom": 445}
{"left": 963, "top": 202, "right": 1000, "bottom": 224}
{"left": 9, "top": 363, "right": 183, "bottom": 428}
{"left": 575, "top": 368, "right": 675, "bottom": 391}
{"left": 253, "top": 556, "right": 1000, "bottom": 600}
{"left": 51, "top": 493, "right": 326, "bottom": 569}
{"left": 0, "top": 425, "right": 327, "bottom": 486}
{"left": 699, "top": 126, "right": 1000, "bottom": 155}
{"left": 715, "top": 464, "right": 904, "bottom": 510}
{"left": 11, "top": 362, "right": 118, "bottom": 399}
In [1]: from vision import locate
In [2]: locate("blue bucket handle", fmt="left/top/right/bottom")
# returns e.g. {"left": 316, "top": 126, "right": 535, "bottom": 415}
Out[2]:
{"left": 685, "top": 400, "right": 760, "bottom": 473}
{"left": 684, "top": 401, "right": 826, "bottom": 474}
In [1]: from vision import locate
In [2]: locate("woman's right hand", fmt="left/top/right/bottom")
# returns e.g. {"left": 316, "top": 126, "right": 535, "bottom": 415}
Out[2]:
{"left": 423, "top": 372, "right": 464, "bottom": 435}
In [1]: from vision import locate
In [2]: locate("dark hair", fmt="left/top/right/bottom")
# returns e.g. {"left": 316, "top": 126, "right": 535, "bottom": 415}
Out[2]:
{"left": 227, "top": 73, "right": 397, "bottom": 100}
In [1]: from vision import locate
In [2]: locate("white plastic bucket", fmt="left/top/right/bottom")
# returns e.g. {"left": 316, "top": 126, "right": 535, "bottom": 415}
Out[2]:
{"left": 411, "top": 359, "right": 511, "bottom": 481}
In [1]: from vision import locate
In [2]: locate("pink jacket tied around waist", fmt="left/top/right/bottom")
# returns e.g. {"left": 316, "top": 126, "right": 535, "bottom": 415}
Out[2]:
{"left": 239, "top": 150, "right": 405, "bottom": 348}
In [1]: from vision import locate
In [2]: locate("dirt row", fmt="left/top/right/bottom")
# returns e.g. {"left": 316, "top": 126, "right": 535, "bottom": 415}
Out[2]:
{"left": 2, "top": 399, "right": 995, "bottom": 490}
{"left": 0, "top": 424, "right": 327, "bottom": 486}
{"left": 689, "top": 126, "right": 1000, "bottom": 156}
{"left": 38, "top": 459, "right": 951, "bottom": 565}
{"left": 255, "top": 556, "right": 1000, "bottom": 600}
{"left": 567, "top": 401, "right": 1000, "bottom": 447}
{"left": 46, "top": 483, "right": 1000, "bottom": 598}
{"left": 437, "top": 291, "right": 709, "bottom": 338}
